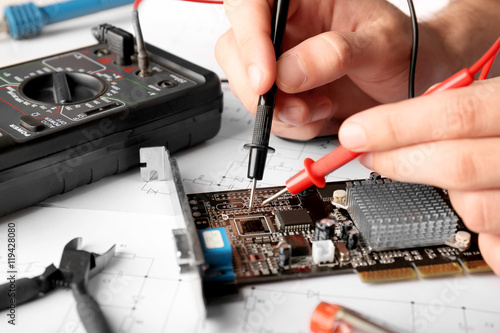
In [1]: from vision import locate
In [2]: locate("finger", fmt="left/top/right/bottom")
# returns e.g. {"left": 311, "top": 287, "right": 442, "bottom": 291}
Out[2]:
{"left": 276, "top": 30, "right": 374, "bottom": 93}
{"left": 223, "top": 0, "right": 289, "bottom": 94}
{"left": 339, "top": 79, "right": 500, "bottom": 152}
{"left": 217, "top": 29, "right": 335, "bottom": 122}
{"left": 274, "top": 0, "right": 412, "bottom": 95}
{"left": 478, "top": 233, "right": 500, "bottom": 276}
{"left": 449, "top": 190, "right": 500, "bottom": 234}
{"left": 318, "top": 118, "right": 343, "bottom": 136}
{"left": 216, "top": 33, "right": 338, "bottom": 126}
{"left": 275, "top": 93, "right": 336, "bottom": 126}
{"left": 216, "top": 29, "right": 260, "bottom": 111}
{"left": 271, "top": 119, "right": 331, "bottom": 141}
{"left": 359, "top": 138, "right": 500, "bottom": 190}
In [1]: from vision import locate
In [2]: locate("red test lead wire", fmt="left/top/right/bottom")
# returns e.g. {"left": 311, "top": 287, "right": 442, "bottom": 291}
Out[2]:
{"left": 425, "top": 37, "right": 500, "bottom": 95}
{"left": 261, "top": 36, "right": 500, "bottom": 207}
{"left": 262, "top": 146, "right": 361, "bottom": 205}
{"left": 285, "top": 146, "right": 361, "bottom": 195}
{"left": 469, "top": 37, "right": 500, "bottom": 75}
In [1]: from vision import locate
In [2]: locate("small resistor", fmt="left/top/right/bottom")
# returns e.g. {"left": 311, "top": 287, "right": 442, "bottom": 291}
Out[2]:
{"left": 335, "top": 242, "right": 350, "bottom": 262}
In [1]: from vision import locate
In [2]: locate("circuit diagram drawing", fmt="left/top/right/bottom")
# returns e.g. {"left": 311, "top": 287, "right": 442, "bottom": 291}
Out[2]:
{"left": 176, "top": 84, "right": 371, "bottom": 195}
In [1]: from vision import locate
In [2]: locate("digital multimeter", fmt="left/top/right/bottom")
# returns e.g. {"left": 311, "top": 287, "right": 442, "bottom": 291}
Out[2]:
{"left": 0, "top": 24, "right": 223, "bottom": 217}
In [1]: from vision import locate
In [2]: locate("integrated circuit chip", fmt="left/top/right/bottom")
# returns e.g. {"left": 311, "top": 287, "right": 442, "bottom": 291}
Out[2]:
{"left": 234, "top": 216, "right": 271, "bottom": 236}
{"left": 275, "top": 209, "right": 312, "bottom": 232}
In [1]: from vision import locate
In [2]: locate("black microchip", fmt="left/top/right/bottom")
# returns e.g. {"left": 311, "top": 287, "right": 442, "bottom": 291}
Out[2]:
{"left": 235, "top": 217, "right": 270, "bottom": 235}
{"left": 275, "top": 209, "right": 312, "bottom": 231}
{"left": 285, "top": 234, "right": 311, "bottom": 257}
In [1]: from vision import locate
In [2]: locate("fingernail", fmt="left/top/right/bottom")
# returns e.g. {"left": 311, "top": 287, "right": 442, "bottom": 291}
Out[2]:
{"left": 248, "top": 64, "right": 263, "bottom": 92}
{"left": 359, "top": 153, "right": 373, "bottom": 169}
{"left": 277, "top": 54, "right": 306, "bottom": 88}
{"left": 339, "top": 123, "right": 366, "bottom": 149}
{"left": 311, "top": 103, "right": 332, "bottom": 122}
{"left": 278, "top": 106, "right": 304, "bottom": 126}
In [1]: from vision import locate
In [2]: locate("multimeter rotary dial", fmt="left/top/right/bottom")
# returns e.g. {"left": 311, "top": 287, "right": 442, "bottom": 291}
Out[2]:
{"left": 19, "top": 72, "right": 107, "bottom": 105}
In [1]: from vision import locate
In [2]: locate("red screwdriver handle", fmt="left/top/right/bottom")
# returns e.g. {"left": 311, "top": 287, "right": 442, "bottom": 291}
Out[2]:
{"left": 286, "top": 145, "right": 361, "bottom": 194}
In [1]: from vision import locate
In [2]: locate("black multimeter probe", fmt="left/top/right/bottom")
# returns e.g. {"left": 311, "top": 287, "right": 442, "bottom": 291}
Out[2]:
{"left": 244, "top": 0, "right": 289, "bottom": 212}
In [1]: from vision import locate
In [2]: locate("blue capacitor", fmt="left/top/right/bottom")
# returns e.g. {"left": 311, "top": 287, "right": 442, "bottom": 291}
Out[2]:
{"left": 198, "top": 227, "right": 235, "bottom": 282}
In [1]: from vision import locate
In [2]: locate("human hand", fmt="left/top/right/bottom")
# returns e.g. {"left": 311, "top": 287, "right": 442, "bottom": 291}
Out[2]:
{"left": 215, "top": 0, "right": 450, "bottom": 140}
{"left": 338, "top": 77, "right": 500, "bottom": 276}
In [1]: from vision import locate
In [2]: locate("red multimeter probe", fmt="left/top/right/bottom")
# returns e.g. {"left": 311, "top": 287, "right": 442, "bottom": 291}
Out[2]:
{"left": 262, "top": 37, "right": 500, "bottom": 206}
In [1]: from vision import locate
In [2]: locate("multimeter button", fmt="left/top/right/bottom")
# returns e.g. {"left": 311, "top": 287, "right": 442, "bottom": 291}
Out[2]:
{"left": 20, "top": 115, "right": 46, "bottom": 132}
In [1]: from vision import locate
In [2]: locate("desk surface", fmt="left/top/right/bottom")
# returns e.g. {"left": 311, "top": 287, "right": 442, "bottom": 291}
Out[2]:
{"left": 1, "top": 1, "right": 499, "bottom": 332}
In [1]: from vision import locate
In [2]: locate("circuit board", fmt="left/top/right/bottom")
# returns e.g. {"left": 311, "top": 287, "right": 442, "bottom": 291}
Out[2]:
{"left": 187, "top": 175, "right": 491, "bottom": 292}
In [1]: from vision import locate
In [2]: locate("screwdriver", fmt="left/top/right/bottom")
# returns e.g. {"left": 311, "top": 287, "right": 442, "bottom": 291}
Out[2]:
{"left": 0, "top": 0, "right": 134, "bottom": 39}
{"left": 245, "top": 0, "right": 290, "bottom": 212}
{"left": 262, "top": 36, "right": 500, "bottom": 207}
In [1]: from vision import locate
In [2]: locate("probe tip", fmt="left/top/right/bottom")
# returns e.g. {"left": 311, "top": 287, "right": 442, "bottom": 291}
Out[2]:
{"left": 248, "top": 178, "right": 258, "bottom": 212}
{"left": 261, "top": 187, "right": 289, "bottom": 206}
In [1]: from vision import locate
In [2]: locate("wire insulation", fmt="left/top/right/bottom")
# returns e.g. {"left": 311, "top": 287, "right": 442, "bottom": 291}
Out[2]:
{"left": 470, "top": 37, "right": 500, "bottom": 75}
{"left": 406, "top": 0, "right": 418, "bottom": 99}
{"left": 423, "top": 37, "right": 500, "bottom": 95}
{"left": 478, "top": 55, "right": 497, "bottom": 80}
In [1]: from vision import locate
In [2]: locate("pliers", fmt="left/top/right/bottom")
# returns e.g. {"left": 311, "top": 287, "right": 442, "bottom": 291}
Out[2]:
{"left": 0, "top": 237, "right": 115, "bottom": 333}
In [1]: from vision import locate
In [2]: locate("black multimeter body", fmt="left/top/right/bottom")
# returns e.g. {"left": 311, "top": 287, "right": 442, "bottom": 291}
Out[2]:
{"left": 0, "top": 26, "right": 223, "bottom": 217}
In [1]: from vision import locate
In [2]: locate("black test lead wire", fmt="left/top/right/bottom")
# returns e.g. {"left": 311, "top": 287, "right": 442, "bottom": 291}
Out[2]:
{"left": 244, "top": 0, "right": 290, "bottom": 212}
{"left": 407, "top": 0, "right": 418, "bottom": 99}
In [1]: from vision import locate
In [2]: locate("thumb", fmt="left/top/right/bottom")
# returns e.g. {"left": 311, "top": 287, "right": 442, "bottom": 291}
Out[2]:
{"left": 275, "top": 30, "right": 374, "bottom": 93}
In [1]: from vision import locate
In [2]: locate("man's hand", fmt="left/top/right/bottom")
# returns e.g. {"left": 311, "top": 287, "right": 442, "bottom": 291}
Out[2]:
{"left": 215, "top": 0, "right": 450, "bottom": 140}
{"left": 339, "top": 78, "right": 500, "bottom": 276}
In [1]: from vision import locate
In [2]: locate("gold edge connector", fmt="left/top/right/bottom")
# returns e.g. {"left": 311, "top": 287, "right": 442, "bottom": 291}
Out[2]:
{"left": 358, "top": 267, "right": 417, "bottom": 283}
{"left": 416, "top": 262, "right": 463, "bottom": 278}
{"left": 459, "top": 259, "right": 492, "bottom": 273}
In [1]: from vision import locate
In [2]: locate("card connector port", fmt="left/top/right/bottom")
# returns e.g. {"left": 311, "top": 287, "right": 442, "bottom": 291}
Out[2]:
{"left": 84, "top": 102, "right": 120, "bottom": 116}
